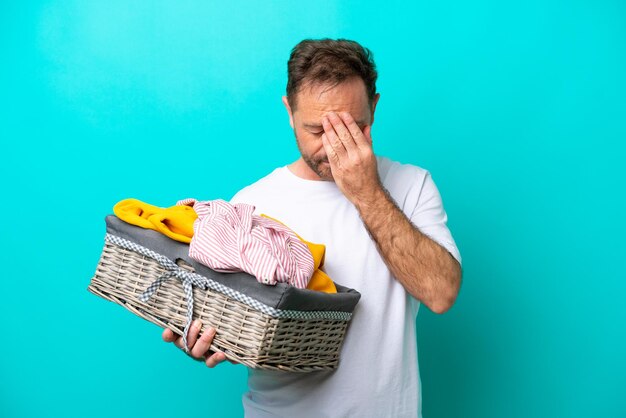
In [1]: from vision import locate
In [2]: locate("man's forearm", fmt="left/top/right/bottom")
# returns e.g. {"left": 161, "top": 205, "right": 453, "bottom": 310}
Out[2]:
{"left": 354, "top": 186, "right": 462, "bottom": 314}
{"left": 317, "top": 110, "right": 461, "bottom": 312}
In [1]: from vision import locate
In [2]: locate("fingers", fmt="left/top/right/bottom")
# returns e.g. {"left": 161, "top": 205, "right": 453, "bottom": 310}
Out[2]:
{"left": 323, "top": 113, "right": 358, "bottom": 156}
{"left": 363, "top": 125, "right": 372, "bottom": 144}
{"left": 173, "top": 334, "right": 185, "bottom": 350}
{"left": 162, "top": 327, "right": 177, "bottom": 342}
{"left": 186, "top": 319, "right": 203, "bottom": 350}
{"left": 321, "top": 117, "right": 344, "bottom": 164}
{"left": 205, "top": 351, "right": 227, "bottom": 368}
{"left": 162, "top": 323, "right": 231, "bottom": 367}
{"left": 165, "top": 330, "right": 191, "bottom": 356}
{"left": 321, "top": 133, "right": 338, "bottom": 167}
{"left": 191, "top": 326, "right": 216, "bottom": 358}
{"left": 338, "top": 112, "right": 369, "bottom": 147}
{"left": 161, "top": 321, "right": 208, "bottom": 354}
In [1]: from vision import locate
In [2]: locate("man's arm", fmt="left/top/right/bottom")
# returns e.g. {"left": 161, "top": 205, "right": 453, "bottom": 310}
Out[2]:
{"left": 354, "top": 185, "right": 461, "bottom": 314}
{"left": 321, "top": 111, "right": 462, "bottom": 314}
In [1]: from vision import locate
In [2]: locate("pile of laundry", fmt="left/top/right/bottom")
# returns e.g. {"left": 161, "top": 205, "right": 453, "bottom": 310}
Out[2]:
{"left": 113, "top": 198, "right": 336, "bottom": 294}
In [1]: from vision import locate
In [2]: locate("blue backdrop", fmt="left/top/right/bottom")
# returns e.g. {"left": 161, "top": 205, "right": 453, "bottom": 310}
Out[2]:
{"left": 1, "top": 1, "right": 624, "bottom": 417}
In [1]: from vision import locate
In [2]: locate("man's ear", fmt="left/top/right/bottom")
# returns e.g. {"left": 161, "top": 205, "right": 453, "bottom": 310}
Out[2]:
{"left": 370, "top": 93, "right": 381, "bottom": 125}
{"left": 282, "top": 96, "right": 294, "bottom": 129}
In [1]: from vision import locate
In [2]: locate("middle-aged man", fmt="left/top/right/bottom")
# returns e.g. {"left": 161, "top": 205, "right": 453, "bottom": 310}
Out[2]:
{"left": 163, "top": 38, "right": 463, "bottom": 417}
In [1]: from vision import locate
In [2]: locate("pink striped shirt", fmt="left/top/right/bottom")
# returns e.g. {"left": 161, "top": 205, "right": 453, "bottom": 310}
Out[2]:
{"left": 176, "top": 198, "right": 314, "bottom": 288}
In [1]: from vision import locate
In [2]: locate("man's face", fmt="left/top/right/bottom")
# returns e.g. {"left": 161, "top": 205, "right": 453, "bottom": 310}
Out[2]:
{"left": 283, "top": 77, "right": 379, "bottom": 181}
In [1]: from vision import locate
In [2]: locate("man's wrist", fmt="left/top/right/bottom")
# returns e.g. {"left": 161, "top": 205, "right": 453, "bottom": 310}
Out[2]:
{"left": 353, "top": 184, "right": 389, "bottom": 214}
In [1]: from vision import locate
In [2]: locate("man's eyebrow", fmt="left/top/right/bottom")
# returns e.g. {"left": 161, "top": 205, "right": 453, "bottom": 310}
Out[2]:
{"left": 303, "top": 119, "right": 367, "bottom": 129}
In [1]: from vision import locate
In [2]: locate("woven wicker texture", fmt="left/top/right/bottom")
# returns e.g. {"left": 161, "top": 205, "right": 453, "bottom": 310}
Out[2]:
{"left": 87, "top": 241, "right": 352, "bottom": 372}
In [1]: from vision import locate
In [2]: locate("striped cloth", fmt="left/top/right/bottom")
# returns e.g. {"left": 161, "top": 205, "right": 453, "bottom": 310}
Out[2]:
{"left": 176, "top": 198, "right": 314, "bottom": 289}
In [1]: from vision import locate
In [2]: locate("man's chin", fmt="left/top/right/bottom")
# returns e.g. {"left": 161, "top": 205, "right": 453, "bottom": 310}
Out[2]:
{"left": 305, "top": 159, "right": 334, "bottom": 181}
{"left": 313, "top": 167, "right": 333, "bottom": 181}
{"left": 318, "top": 170, "right": 334, "bottom": 182}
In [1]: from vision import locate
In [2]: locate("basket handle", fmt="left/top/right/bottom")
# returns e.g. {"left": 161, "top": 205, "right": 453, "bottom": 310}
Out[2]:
{"left": 138, "top": 260, "right": 210, "bottom": 353}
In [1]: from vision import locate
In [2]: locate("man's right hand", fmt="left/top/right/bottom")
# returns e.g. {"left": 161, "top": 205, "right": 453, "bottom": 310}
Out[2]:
{"left": 162, "top": 319, "right": 230, "bottom": 368}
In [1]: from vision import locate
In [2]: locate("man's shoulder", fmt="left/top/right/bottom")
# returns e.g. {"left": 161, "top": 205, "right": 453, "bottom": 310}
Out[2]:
{"left": 229, "top": 165, "right": 285, "bottom": 204}
{"left": 377, "top": 155, "right": 430, "bottom": 186}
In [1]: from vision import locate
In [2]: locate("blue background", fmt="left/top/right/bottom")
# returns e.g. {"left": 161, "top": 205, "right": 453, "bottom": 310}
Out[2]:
{"left": 1, "top": 1, "right": 625, "bottom": 417}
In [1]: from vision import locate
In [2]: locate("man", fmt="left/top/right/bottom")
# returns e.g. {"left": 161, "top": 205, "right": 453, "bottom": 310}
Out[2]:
{"left": 163, "top": 38, "right": 462, "bottom": 417}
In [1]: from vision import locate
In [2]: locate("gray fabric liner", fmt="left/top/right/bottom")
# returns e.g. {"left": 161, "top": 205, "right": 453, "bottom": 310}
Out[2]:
{"left": 104, "top": 215, "right": 361, "bottom": 313}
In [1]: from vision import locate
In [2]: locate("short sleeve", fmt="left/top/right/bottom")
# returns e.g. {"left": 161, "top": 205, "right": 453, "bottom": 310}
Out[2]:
{"left": 409, "top": 171, "right": 462, "bottom": 266}
{"left": 229, "top": 186, "right": 252, "bottom": 206}
{"left": 228, "top": 185, "right": 264, "bottom": 215}
{"left": 229, "top": 190, "right": 244, "bottom": 205}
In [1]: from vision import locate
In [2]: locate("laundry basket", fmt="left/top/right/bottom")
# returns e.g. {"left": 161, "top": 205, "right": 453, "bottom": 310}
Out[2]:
{"left": 87, "top": 215, "right": 361, "bottom": 372}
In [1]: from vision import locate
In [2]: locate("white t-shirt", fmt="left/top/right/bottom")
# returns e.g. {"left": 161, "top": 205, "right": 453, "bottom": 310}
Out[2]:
{"left": 229, "top": 155, "right": 462, "bottom": 418}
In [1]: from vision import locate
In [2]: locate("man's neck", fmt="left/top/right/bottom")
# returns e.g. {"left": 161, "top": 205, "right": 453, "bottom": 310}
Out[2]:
{"left": 288, "top": 158, "right": 324, "bottom": 181}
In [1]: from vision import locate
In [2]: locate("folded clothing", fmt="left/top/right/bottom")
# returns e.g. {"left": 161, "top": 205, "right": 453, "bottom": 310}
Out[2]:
{"left": 177, "top": 198, "right": 314, "bottom": 289}
{"left": 113, "top": 198, "right": 197, "bottom": 243}
{"left": 104, "top": 214, "right": 358, "bottom": 311}
{"left": 260, "top": 214, "right": 336, "bottom": 294}
{"left": 113, "top": 198, "right": 336, "bottom": 293}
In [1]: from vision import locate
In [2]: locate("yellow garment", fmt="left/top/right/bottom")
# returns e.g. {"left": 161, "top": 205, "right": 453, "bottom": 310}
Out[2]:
{"left": 260, "top": 214, "right": 337, "bottom": 294}
{"left": 113, "top": 198, "right": 198, "bottom": 243}
{"left": 113, "top": 198, "right": 337, "bottom": 293}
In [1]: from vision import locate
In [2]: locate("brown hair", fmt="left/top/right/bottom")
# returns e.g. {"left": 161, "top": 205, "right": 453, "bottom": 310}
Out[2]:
{"left": 286, "top": 38, "right": 378, "bottom": 111}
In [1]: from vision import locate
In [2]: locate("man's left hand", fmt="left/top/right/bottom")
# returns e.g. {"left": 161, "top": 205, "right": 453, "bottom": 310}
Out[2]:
{"left": 321, "top": 111, "right": 383, "bottom": 205}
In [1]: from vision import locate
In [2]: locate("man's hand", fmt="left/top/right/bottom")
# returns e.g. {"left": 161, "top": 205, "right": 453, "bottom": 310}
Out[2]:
{"left": 321, "top": 111, "right": 461, "bottom": 313}
{"left": 162, "top": 320, "right": 233, "bottom": 368}
{"left": 321, "top": 111, "right": 383, "bottom": 205}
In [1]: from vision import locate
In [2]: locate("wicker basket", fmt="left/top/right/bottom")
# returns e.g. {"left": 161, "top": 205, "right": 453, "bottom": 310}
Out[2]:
{"left": 87, "top": 215, "right": 361, "bottom": 372}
